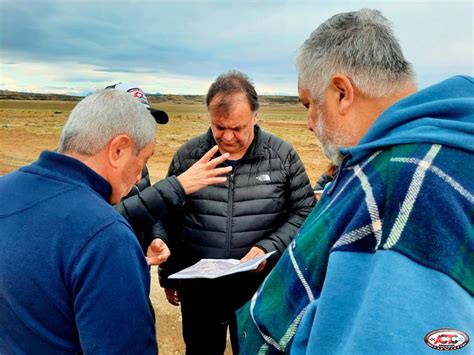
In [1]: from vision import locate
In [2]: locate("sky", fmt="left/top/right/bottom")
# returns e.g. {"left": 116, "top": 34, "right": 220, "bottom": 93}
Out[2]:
{"left": 0, "top": 0, "right": 473, "bottom": 96}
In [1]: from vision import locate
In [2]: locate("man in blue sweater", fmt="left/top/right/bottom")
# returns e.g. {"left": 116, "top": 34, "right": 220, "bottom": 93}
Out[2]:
{"left": 0, "top": 89, "right": 230, "bottom": 354}
{"left": 237, "top": 9, "right": 473, "bottom": 354}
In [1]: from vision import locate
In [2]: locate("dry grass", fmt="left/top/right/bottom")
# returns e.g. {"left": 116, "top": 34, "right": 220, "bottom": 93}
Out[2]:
{"left": 0, "top": 99, "right": 329, "bottom": 180}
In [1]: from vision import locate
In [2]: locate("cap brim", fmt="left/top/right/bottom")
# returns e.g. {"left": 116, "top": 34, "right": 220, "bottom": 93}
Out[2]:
{"left": 148, "top": 108, "right": 169, "bottom": 124}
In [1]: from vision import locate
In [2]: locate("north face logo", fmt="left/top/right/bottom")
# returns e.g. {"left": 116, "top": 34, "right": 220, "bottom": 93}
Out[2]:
{"left": 256, "top": 174, "right": 270, "bottom": 182}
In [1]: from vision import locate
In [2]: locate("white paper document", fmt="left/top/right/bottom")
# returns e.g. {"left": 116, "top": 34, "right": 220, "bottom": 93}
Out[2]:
{"left": 168, "top": 251, "right": 276, "bottom": 279}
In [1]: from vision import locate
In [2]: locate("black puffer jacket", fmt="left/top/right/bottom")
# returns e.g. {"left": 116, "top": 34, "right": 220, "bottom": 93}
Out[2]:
{"left": 115, "top": 165, "right": 152, "bottom": 252}
{"left": 114, "top": 166, "right": 186, "bottom": 252}
{"left": 157, "top": 125, "right": 314, "bottom": 282}
{"left": 126, "top": 165, "right": 152, "bottom": 198}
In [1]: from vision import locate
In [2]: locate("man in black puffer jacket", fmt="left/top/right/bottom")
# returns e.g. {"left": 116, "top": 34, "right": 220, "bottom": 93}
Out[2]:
{"left": 156, "top": 71, "right": 315, "bottom": 355}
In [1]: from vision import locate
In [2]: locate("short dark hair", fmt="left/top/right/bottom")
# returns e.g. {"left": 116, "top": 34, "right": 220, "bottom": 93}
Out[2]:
{"left": 206, "top": 71, "right": 259, "bottom": 115}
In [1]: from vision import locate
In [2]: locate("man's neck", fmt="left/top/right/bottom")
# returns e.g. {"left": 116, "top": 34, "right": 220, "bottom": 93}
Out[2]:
{"left": 227, "top": 151, "right": 246, "bottom": 160}
{"left": 353, "top": 85, "right": 417, "bottom": 144}
{"left": 63, "top": 150, "right": 109, "bottom": 181}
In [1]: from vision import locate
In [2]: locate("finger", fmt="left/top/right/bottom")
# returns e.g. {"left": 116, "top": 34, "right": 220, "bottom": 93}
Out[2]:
{"left": 146, "top": 257, "right": 157, "bottom": 266}
{"left": 172, "top": 294, "right": 180, "bottom": 305}
{"left": 151, "top": 246, "right": 166, "bottom": 254}
{"left": 148, "top": 246, "right": 163, "bottom": 255}
{"left": 202, "top": 177, "right": 228, "bottom": 185}
{"left": 146, "top": 254, "right": 169, "bottom": 265}
{"left": 170, "top": 299, "right": 180, "bottom": 306}
{"left": 146, "top": 258, "right": 165, "bottom": 266}
{"left": 198, "top": 145, "right": 220, "bottom": 163}
{"left": 254, "top": 260, "right": 267, "bottom": 273}
{"left": 167, "top": 297, "right": 178, "bottom": 306}
{"left": 206, "top": 166, "right": 232, "bottom": 177}
{"left": 165, "top": 291, "right": 179, "bottom": 306}
{"left": 240, "top": 255, "right": 251, "bottom": 262}
{"left": 245, "top": 251, "right": 258, "bottom": 259}
{"left": 151, "top": 239, "right": 166, "bottom": 249}
{"left": 207, "top": 152, "right": 230, "bottom": 168}
{"left": 147, "top": 248, "right": 164, "bottom": 259}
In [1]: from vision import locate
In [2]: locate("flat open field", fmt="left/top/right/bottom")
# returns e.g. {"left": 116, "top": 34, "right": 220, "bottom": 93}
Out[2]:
{"left": 0, "top": 99, "right": 329, "bottom": 354}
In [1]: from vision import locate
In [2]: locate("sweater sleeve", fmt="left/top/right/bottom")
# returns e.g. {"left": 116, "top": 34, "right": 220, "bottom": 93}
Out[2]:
{"left": 292, "top": 251, "right": 474, "bottom": 354}
{"left": 70, "top": 221, "right": 156, "bottom": 354}
{"left": 238, "top": 144, "right": 474, "bottom": 354}
{"left": 255, "top": 148, "right": 315, "bottom": 255}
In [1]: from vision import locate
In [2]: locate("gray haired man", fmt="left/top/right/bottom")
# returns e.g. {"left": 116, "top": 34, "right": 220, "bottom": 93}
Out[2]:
{"left": 0, "top": 89, "right": 230, "bottom": 353}
{"left": 237, "top": 8, "right": 473, "bottom": 354}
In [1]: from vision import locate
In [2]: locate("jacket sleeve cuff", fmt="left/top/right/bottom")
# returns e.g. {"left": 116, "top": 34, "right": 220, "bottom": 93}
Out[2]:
{"left": 158, "top": 269, "right": 180, "bottom": 288}
{"left": 255, "top": 240, "right": 277, "bottom": 256}
{"left": 165, "top": 175, "right": 186, "bottom": 205}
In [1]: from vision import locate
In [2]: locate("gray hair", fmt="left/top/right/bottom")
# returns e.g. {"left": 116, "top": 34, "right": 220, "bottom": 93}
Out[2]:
{"left": 58, "top": 89, "right": 156, "bottom": 155}
{"left": 206, "top": 70, "right": 259, "bottom": 115}
{"left": 295, "top": 8, "right": 416, "bottom": 100}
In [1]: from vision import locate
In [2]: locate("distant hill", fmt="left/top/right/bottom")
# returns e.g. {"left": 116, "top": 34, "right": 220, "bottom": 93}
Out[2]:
{"left": 0, "top": 90, "right": 82, "bottom": 101}
{"left": 0, "top": 90, "right": 299, "bottom": 106}
{"left": 147, "top": 94, "right": 300, "bottom": 106}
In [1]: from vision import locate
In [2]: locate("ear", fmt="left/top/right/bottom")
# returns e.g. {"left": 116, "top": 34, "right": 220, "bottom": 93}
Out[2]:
{"left": 253, "top": 112, "right": 258, "bottom": 124}
{"left": 329, "top": 74, "right": 354, "bottom": 115}
{"left": 107, "top": 134, "right": 134, "bottom": 168}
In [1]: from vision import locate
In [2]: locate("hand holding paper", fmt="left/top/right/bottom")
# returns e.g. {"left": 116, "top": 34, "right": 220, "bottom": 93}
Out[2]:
{"left": 240, "top": 246, "right": 267, "bottom": 273}
{"left": 168, "top": 251, "right": 276, "bottom": 279}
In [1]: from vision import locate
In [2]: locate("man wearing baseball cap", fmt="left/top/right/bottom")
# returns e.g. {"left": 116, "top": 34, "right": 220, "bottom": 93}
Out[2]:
{"left": 106, "top": 82, "right": 169, "bottom": 124}
{"left": 106, "top": 82, "right": 170, "bottom": 255}
{"left": 108, "top": 82, "right": 232, "bottom": 265}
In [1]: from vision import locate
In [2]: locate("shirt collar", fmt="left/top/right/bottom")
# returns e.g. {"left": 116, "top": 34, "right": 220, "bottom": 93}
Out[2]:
{"left": 25, "top": 151, "right": 112, "bottom": 201}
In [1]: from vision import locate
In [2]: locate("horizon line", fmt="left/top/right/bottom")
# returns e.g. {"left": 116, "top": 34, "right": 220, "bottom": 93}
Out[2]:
{"left": 0, "top": 89, "right": 299, "bottom": 98}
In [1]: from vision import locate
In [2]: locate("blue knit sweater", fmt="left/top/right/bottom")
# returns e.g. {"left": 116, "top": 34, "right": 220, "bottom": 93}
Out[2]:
{"left": 0, "top": 152, "right": 156, "bottom": 354}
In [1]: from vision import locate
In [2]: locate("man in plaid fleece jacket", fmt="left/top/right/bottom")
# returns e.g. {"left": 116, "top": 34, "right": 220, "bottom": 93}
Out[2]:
{"left": 237, "top": 9, "right": 473, "bottom": 354}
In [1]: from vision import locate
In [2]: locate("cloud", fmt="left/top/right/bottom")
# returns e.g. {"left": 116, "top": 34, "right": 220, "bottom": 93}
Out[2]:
{"left": 1, "top": 0, "right": 472, "bottom": 94}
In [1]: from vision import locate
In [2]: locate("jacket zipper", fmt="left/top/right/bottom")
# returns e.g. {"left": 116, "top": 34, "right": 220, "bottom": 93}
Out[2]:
{"left": 226, "top": 173, "right": 234, "bottom": 258}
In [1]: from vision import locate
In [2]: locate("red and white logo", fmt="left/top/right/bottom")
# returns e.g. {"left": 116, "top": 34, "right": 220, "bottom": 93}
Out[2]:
{"left": 127, "top": 88, "right": 150, "bottom": 107}
{"left": 424, "top": 328, "right": 470, "bottom": 351}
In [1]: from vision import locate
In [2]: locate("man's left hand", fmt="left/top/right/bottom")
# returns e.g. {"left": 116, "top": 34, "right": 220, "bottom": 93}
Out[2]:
{"left": 240, "top": 246, "right": 266, "bottom": 273}
{"left": 146, "top": 238, "right": 170, "bottom": 266}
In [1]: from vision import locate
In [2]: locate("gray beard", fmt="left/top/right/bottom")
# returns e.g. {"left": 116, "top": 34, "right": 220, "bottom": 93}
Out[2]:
{"left": 315, "top": 111, "right": 345, "bottom": 166}
{"left": 319, "top": 137, "right": 344, "bottom": 166}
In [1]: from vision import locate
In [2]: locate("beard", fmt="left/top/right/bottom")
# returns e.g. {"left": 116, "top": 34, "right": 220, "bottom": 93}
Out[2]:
{"left": 313, "top": 109, "right": 348, "bottom": 167}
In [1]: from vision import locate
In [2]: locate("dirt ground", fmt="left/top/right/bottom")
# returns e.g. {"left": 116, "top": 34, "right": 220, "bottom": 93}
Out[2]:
{"left": 0, "top": 100, "right": 329, "bottom": 354}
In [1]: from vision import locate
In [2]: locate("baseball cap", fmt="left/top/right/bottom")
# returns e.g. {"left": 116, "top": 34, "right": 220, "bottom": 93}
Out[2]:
{"left": 105, "top": 82, "right": 168, "bottom": 124}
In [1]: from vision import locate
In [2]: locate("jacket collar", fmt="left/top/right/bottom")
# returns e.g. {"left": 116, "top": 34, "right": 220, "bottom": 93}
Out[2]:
{"left": 24, "top": 151, "right": 112, "bottom": 201}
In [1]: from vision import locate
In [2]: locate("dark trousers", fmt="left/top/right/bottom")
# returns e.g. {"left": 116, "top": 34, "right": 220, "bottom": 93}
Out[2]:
{"left": 181, "top": 297, "right": 239, "bottom": 355}
{"left": 178, "top": 275, "right": 263, "bottom": 355}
